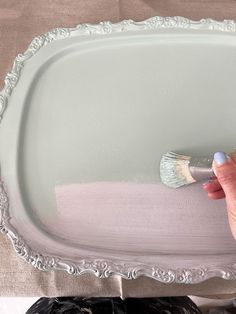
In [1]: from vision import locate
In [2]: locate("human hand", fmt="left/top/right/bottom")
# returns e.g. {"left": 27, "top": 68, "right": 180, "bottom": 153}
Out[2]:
{"left": 202, "top": 151, "right": 236, "bottom": 240}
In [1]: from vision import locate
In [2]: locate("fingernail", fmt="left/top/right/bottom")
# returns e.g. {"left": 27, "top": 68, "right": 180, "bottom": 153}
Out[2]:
{"left": 202, "top": 179, "right": 214, "bottom": 187}
{"left": 214, "top": 151, "right": 228, "bottom": 165}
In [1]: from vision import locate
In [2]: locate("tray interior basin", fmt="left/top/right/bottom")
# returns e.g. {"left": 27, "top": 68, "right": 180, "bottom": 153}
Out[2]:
{"left": 4, "top": 31, "right": 236, "bottom": 265}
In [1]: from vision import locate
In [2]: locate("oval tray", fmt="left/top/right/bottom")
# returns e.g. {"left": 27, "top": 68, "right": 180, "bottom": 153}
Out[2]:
{"left": 1, "top": 16, "right": 236, "bottom": 284}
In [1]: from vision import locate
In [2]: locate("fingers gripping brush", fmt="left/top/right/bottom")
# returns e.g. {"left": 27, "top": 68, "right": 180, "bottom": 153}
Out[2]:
{"left": 160, "top": 152, "right": 215, "bottom": 188}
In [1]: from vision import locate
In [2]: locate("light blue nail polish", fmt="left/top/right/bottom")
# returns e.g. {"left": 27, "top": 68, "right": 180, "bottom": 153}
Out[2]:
{"left": 214, "top": 151, "right": 228, "bottom": 165}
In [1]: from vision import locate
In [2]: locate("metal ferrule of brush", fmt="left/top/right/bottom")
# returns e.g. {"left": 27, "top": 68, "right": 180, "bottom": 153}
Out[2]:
{"left": 189, "top": 156, "right": 215, "bottom": 181}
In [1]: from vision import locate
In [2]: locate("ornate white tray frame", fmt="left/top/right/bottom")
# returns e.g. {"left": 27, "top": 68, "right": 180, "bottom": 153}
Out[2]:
{"left": 1, "top": 16, "right": 236, "bottom": 284}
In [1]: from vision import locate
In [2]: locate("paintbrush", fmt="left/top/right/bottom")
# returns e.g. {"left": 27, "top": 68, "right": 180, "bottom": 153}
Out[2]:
{"left": 160, "top": 152, "right": 215, "bottom": 188}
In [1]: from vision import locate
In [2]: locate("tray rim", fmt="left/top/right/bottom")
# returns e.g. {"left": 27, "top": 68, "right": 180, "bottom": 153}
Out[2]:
{"left": 1, "top": 15, "right": 236, "bottom": 284}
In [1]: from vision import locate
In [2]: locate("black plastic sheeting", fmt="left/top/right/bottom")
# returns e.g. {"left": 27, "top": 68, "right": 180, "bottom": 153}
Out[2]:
{"left": 26, "top": 296, "right": 202, "bottom": 314}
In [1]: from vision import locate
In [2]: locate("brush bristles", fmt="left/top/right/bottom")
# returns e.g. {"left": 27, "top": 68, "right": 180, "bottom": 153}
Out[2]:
{"left": 160, "top": 152, "right": 196, "bottom": 188}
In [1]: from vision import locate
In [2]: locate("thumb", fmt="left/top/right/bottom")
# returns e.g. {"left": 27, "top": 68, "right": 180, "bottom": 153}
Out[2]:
{"left": 213, "top": 151, "right": 236, "bottom": 239}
